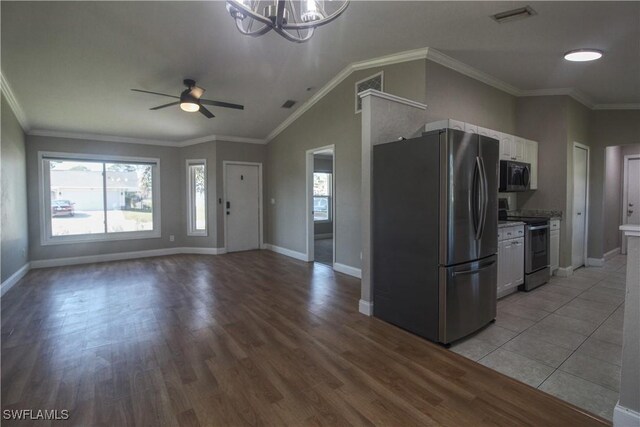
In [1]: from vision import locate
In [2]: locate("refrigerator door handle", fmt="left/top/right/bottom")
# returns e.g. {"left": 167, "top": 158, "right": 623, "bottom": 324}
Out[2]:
{"left": 478, "top": 156, "right": 489, "bottom": 240}
{"left": 474, "top": 157, "right": 483, "bottom": 240}
{"left": 452, "top": 260, "right": 496, "bottom": 276}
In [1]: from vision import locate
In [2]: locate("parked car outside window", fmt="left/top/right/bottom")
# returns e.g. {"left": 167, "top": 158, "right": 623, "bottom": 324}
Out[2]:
{"left": 52, "top": 199, "right": 75, "bottom": 217}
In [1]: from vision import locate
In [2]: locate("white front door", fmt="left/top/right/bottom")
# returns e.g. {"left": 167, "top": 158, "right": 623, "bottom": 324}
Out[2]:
{"left": 572, "top": 146, "right": 588, "bottom": 269}
{"left": 225, "top": 164, "right": 260, "bottom": 253}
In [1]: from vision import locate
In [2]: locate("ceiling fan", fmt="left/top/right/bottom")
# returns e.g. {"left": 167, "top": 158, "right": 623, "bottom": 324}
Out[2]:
{"left": 131, "top": 79, "right": 244, "bottom": 119}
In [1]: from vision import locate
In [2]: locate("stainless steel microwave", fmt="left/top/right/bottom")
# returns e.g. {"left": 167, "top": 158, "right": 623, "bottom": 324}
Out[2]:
{"left": 499, "top": 160, "right": 531, "bottom": 192}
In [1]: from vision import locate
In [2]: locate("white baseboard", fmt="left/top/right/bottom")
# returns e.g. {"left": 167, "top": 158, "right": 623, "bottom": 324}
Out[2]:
{"left": 333, "top": 263, "right": 362, "bottom": 279}
{"left": 30, "top": 247, "right": 227, "bottom": 269}
{"left": 555, "top": 266, "right": 574, "bottom": 277}
{"left": 359, "top": 299, "right": 373, "bottom": 316}
{"left": 587, "top": 257, "right": 605, "bottom": 267}
{"left": 605, "top": 247, "right": 621, "bottom": 261}
{"left": 1, "top": 263, "right": 31, "bottom": 296}
{"left": 613, "top": 403, "right": 640, "bottom": 427}
{"left": 179, "top": 247, "right": 226, "bottom": 255}
{"left": 314, "top": 233, "right": 333, "bottom": 240}
{"left": 264, "top": 244, "right": 308, "bottom": 262}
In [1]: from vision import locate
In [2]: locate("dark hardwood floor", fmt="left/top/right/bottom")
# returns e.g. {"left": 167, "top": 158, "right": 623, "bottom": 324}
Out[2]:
{"left": 2, "top": 251, "right": 609, "bottom": 426}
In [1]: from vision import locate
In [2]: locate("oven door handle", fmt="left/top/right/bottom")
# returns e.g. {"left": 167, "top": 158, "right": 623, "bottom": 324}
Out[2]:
{"left": 528, "top": 225, "right": 549, "bottom": 231}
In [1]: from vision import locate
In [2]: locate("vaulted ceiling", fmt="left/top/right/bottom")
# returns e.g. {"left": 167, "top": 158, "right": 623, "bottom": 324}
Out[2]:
{"left": 2, "top": 1, "right": 638, "bottom": 142}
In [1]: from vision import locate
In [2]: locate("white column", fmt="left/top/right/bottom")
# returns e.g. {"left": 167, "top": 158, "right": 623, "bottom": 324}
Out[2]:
{"left": 359, "top": 89, "right": 427, "bottom": 315}
{"left": 614, "top": 225, "right": 640, "bottom": 426}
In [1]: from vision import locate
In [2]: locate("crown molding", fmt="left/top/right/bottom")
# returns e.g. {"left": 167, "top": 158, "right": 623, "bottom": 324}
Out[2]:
{"left": 593, "top": 103, "right": 640, "bottom": 110}
{"left": 266, "top": 47, "right": 430, "bottom": 142}
{"left": 1, "top": 71, "right": 29, "bottom": 131}
{"left": 28, "top": 129, "right": 180, "bottom": 147}
{"left": 359, "top": 89, "right": 427, "bottom": 110}
{"left": 27, "top": 129, "right": 267, "bottom": 148}
{"left": 179, "top": 134, "right": 266, "bottom": 147}
{"left": 426, "top": 49, "right": 522, "bottom": 97}
{"left": 519, "top": 87, "right": 596, "bottom": 109}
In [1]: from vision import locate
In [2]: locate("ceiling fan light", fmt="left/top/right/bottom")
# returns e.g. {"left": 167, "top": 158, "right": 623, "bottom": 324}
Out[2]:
{"left": 180, "top": 102, "right": 200, "bottom": 112}
{"left": 564, "top": 49, "right": 603, "bottom": 62}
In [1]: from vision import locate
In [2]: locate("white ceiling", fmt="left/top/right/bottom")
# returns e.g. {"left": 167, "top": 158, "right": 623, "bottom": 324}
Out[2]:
{"left": 2, "top": 1, "right": 638, "bottom": 142}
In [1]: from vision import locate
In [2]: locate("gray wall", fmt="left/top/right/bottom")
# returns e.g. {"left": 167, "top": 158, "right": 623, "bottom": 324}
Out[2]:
{"left": 177, "top": 141, "right": 217, "bottom": 249}
{"left": 314, "top": 155, "right": 333, "bottom": 236}
{"left": 588, "top": 110, "right": 640, "bottom": 258}
{"left": 26, "top": 135, "right": 182, "bottom": 261}
{"left": 1, "top": 95, "right": 30, "bottom": 281}
{"left": 603, "top": 145, "right": 623, "bottom": 253}
{"left": 25, "top": 136, "right": 266, "bottom": 260}
{"left": 266, "top": 59, "right": 427, "bottom": 268}
{"left": 515, "top": 96, "right": 571, "bottom": 265}
{"left": 425, "top": 61, "right": 517, "bottom": 134}
{"left": 215, "top": 140, "right": 267, "bottom": 248}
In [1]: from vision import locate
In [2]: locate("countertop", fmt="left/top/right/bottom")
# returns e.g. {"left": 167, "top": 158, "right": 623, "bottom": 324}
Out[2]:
{"left": 498, "top": 221, "right": 525, "bottom": 229}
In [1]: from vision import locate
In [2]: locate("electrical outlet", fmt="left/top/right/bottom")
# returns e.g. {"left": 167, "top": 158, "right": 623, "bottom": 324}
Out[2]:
{"left": 22, "top": 248, "right": 26, "bottom": 259}
{"left": 169, "top": 235, "right": 175, "bottom": 242}
{"left": 271, "top": 198, "right": 275, "bottom": 205}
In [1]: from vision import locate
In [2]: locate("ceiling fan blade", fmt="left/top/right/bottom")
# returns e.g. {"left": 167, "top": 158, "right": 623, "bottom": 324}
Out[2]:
{"left": 131, "top": 89, "right": 179, "bottom": 99}
{"left": 150, "top": 101, "right": 180, "bottom": 110}
{"left": 199, "top": 105, "right": 215, "bottom": 119}
{"left": 189, "top": 86, "right": 205, "bottom": 99}
{"left": 200, "top": 99, "right": 244, "bottom": 110}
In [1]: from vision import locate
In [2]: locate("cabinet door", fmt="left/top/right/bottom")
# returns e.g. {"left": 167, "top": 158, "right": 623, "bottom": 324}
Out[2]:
{"left": 529, "top": 140, "right": 538, "bottom": 190}
{"left": 497, "top": 240, "right": 505, "bottom": 293}
{"left": 513, "top": 238, "right": 525, "bottom": 285}
{"left": 502, "top": 240, "right": 514, "bottom": 290}
{"left": 514, "top": 137, "right": 525, "bottom": 161}
{"left": 550, "top": 230, "right": 560, "bottom": 272}
{"left": 500, "top": 134, "right": 513, "bottom": 160}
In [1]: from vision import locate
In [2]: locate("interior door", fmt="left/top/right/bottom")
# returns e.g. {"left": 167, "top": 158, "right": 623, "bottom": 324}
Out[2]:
{"left": 572, "top": 146, "right": 588, "bottom": 269}
{"left": 624, "top": 158, "right": 640, "bottom": 253}
{"left": 626, "top": 158, "right": 640, "bottom": 225}
{"left": 226, "top": 164, "right": 260, "bottom": 252}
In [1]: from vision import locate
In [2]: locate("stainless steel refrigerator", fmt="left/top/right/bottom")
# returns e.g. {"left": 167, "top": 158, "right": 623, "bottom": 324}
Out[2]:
{"left": 372, "top": 128, "right": 499, "bottom": 344}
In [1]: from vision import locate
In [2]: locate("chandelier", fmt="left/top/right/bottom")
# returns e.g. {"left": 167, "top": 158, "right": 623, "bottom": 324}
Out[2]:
{"left": 225, "top": 0, "right": 350, "bottom": 43}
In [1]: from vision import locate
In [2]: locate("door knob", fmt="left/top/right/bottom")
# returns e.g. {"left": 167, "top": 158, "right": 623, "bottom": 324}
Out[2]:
{"left": 629, "top": 210, "right": 634, "bottom": 216}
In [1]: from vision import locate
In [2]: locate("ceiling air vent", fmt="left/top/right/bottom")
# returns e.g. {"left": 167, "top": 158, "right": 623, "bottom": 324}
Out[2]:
{"left": 491, "top": 6, "right": 536, "bottom": 23}
{"left": 281, "top": 100, "right": 296, "bottom": 108}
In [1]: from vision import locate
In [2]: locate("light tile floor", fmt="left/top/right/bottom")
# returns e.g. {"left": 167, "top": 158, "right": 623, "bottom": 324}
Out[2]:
{"left": 450, "top": 254, "right": 627, "bottom": 421}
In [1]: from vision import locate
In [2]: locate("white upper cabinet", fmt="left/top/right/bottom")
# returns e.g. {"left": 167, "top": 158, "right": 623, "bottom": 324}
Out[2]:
{"left": 514, "top": 137, "right": 526, "bottom": 161}
{"left": 424, "top": 119, "right": 465, "bottom": 132}
{"left": 478, "top": 127, "right": 501, "bottom": 141}
{"left": 524, "top": 139, "right": 539, "bottom": 190}
{"left": 500, "top": 133, "right": 513, "bottom": 161}
{"left": 464, "top": 123, "right": 478, "bottom": 134}
{"left": 425, "top": 121, "right": 539, "bottom": 192}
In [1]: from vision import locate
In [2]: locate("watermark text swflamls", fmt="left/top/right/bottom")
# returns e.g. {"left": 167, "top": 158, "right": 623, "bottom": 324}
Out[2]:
{"left": 3, "top": 409, "right": 70, "bottom": 420}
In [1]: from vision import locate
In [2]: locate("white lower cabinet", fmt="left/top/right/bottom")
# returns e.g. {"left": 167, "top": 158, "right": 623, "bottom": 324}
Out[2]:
{"left": 550, "top": 219, "right": 560, "bottom": 274}
{"left": 497, "top": 225, "right": 525, "bottom": 298}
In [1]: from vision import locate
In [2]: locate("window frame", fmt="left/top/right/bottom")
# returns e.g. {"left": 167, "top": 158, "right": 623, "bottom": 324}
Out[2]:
{"left": 186, "top": 159, "right": 208, "bottom": 236}
{"left": 313, "top": 171, "right": 333, "bottom": 223}
{"left": 38, "top": 151, "right": 162, "bottom": 246}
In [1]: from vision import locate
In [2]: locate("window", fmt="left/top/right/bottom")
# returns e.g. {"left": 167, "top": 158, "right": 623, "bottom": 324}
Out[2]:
{"left": 355, "top": 71, "right": 384, "bottom": 113}
{"left": 313, "top": 172, "right": 332, "bottom": 222}
{"left": 40, "top": 152, "right": 160, "bottom": 245}
{"left": 187, "top": 160, "right": 207, "bottom": 236}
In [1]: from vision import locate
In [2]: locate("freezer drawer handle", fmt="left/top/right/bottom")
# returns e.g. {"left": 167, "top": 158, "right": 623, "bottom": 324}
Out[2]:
{"left": 528, "top": 225, "right": 549, "bottom": 231}
{"left": 452, "top": 261, "right": 496, "bottom": 276}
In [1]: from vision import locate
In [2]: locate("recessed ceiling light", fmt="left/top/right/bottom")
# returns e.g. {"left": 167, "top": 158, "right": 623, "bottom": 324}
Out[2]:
{"left": 564, "top": 49, "right": 603, "bottom": 62}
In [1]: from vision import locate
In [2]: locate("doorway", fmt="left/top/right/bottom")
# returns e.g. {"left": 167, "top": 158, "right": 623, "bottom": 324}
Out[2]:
{"left": 622, "top": 154, "right": 640, "bottom": 253}
{"left": 306, "top": 145, "right": 335, "bottom": 267}
{"left": 224, "top": 161, "right": 263, "bottom": 253}
{"left": 572, "top": 143, "right": 589, "bottom": 270}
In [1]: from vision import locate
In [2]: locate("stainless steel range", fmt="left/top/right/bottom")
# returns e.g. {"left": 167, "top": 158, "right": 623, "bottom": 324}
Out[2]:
{"left": 499, "top": 199, "right": 550, "bottom": 291}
